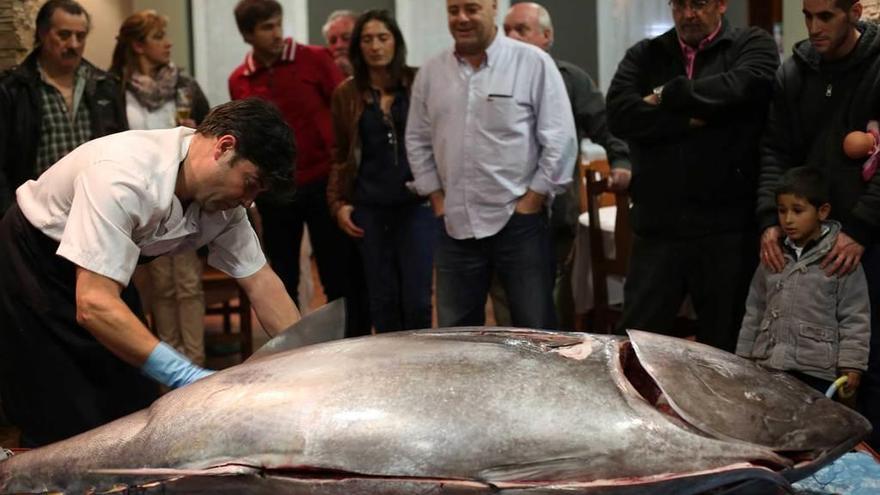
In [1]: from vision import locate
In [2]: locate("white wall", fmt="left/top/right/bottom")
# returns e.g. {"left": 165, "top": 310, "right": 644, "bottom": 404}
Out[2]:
{"left": 191, "top": 0, "right": 308, "bottom": 106}
{"left": 81, "top": 0, "right": 133, "bottom": 70}
{"left": 596, "top": 0, "right": 672, "bottom": 93}
{"left": 782, "top": 0, "right": 808, "bottom": 59}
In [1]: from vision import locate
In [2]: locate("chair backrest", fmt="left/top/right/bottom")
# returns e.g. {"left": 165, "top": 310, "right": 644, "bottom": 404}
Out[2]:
{"left": 579, "top": 159, "right": 632, "bottom": 333}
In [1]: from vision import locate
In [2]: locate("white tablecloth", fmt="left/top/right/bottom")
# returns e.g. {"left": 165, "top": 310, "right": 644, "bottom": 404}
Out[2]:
{"left": 572, "top": 206, "right": 625, "bottom": 314}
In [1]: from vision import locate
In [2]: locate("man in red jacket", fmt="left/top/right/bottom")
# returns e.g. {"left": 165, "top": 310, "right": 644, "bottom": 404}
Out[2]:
{"left": 229, "top": 0, "right": 369, "bottom": 335}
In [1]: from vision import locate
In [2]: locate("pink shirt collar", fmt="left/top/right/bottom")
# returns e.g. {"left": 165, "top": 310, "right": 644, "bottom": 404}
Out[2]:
{"left": 678, "top": 22, "right": 722, "bottom": 79}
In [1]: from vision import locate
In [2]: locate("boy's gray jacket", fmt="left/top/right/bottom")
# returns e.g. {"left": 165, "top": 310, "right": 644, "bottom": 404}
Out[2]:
{"left": 736, "top": 221, "right": 870, "bottom": 381}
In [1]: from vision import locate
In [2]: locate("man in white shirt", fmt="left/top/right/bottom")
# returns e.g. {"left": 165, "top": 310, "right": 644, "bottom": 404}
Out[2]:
{"left": 0, "top": 98, "right": 301, "bottom": 447}
{"left": 406, "top": 0, "right": 577, "bottom": 329}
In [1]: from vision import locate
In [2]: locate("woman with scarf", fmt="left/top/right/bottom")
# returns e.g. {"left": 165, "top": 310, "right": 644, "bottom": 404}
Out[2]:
{"left": 110, "top": 10, "right": 211, "bottom": 365}
{"left": 327, "top": 10, "right": 439, "bottom": 333}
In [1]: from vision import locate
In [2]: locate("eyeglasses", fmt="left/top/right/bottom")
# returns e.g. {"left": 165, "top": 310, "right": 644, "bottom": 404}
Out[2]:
{"left": 668, "top": 0, "right": 714, "bottom": 12}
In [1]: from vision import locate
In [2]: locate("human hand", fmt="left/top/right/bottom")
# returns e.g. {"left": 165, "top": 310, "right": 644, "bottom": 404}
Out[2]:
{"left": 142, "top": 342, "right": 215, "bottom": 389}
{"left": 821, "top": 231, "right": 864, "bottom": 276}
{"left": 760, "top": 226, "right": 786, "bottom": 273}
{"left": 840, "top": 369, "right": 862, "bottom": 397}
{"left": 515, "top": 189, "right": 546, "bottom": 214}
{"left": 429, "top": 191, "right": 445, "bottom": 218}
{"left": 608, "top": 168, "right": 631, "bottom": 192}
{"left": 643, "top": 93, "right": 659, "bottom": 106}
{"left": 689, "top": 118, "right": 706, "bottom": 128}
{"left": 336, "top": 205, "right": 364, "bottom": 238}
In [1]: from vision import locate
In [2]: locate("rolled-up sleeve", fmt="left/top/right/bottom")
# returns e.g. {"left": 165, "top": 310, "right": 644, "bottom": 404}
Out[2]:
{"left": 207, "top": 207, "right": 267, "bottom": 279}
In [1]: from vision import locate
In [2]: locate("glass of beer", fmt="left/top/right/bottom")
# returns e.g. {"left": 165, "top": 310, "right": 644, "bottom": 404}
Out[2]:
{"left": 175, "top": 87, "right": 192, "bottom": 126}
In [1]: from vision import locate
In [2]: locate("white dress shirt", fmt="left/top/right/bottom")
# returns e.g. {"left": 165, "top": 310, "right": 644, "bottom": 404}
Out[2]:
{"left": 17, "top": 128, "right": 266, "bottom": 286}
{"left": 406, "top": 31, "right": 577, "bottom": 240}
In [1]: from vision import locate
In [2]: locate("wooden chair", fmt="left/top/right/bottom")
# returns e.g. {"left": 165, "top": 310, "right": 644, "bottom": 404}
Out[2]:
{"left": 202, "top": 265, "right": 253, "bottom": 359}
{"left": 577, "top": 159, "right": 632, "bottom": 334}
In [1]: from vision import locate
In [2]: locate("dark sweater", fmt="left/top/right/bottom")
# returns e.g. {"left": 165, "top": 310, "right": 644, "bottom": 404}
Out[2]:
{"left": 606, "top": 19, "right": 779, "bottom": 238}
{"left": 758, "top": 22, "right": 880, "bottom": 246}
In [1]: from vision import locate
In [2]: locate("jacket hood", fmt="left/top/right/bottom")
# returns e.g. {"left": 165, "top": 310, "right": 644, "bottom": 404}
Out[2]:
{"left": 787, "top": 220, "right": 841, "bottom": 266}
{"left": 793, "top": 21, "right": 880, "bottom": 71}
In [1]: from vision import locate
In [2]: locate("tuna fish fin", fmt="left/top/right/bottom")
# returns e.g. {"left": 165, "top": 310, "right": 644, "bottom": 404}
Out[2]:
{"left": 247, "top": 298, "right": 347, "bottom": 362}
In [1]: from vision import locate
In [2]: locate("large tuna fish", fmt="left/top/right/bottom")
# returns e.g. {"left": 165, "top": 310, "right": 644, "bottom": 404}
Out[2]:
{"left": 0, "top": 301, "right": 871, "bottom": 494}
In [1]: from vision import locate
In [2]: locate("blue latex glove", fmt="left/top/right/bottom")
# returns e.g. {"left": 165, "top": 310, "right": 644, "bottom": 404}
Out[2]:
{"left": 142, "top": 342, "right": 214, "bottom": 389}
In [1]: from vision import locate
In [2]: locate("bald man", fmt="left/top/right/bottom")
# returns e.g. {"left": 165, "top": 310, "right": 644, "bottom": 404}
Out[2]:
{"left": 406, "top": 0, "right": 577, "bottom": 329}
{"left": 502, "top": 2, "right": 630, "bottom": 329}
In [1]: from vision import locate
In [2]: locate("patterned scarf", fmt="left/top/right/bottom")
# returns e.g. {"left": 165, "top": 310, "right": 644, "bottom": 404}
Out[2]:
{"left": 128, "top": 63, "right": 179, "bottom": 111}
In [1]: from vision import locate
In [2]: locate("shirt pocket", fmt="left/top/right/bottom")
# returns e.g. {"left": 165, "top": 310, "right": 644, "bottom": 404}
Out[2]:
{"left": 481, "top": 96, "right": 523, "bottom": 136}
{"left": 794, "top": 323, "right": 836, "bottom": 370}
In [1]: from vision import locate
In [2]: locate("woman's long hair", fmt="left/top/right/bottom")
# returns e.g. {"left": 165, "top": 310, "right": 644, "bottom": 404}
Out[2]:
{"left": 109, "top": 10, "right": 167, "bottom": 89}
{"left": 349, "top": 10, "right": 409, "bottom": 92}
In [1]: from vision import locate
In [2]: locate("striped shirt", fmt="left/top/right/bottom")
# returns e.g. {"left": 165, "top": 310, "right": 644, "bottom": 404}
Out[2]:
{"left": 35, "top": 63, "right": 92, "bottom": 174}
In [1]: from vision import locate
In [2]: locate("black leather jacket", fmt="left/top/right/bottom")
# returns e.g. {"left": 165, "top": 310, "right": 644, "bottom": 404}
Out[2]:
{"left": 607, "top": 19, "right": 779, "bottom": 238}
{"left": 0, "top": 51, "right": 128, "bottom": 212}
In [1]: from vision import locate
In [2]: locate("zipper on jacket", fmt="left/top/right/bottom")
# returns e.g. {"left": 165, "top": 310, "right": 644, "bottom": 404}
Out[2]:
{"left": 825, "top": 83, "right": 833, "bottom": 97}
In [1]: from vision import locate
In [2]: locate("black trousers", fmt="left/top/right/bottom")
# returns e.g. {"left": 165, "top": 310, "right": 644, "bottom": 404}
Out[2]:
{"left": 256, "top": 178, "right": 371, "bottom": 337}
{"left": 616, "top": 231, "right": 757, "bottom": 353}
{"left": 858, "top": 245, "right": 880, "bottom": 449}
{"left": 0, "top": 205, "right": 158, "bottom": 447}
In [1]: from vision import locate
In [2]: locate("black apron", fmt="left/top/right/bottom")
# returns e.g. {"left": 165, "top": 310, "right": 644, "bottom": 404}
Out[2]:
{"left": 0, "top": 204, "right": 158, "bottom": 447}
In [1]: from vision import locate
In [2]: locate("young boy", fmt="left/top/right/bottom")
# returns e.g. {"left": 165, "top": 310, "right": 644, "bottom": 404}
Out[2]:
{"left": 736, "top": 167, "right": 870, "bottom": 396}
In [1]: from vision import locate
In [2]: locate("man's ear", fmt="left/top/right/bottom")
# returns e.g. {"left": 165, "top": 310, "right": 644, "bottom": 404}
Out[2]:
{"left": 818, "top": 203, "right": 832, "bottom": 221}
{"left": 214, "top": 135, "right": 238, "bottom": 161}
{"left": 851, "top": 1, "right": 863, "bottom": 23}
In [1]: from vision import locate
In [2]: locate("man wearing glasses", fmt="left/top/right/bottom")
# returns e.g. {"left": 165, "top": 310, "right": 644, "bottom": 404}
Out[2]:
{"left": 606, "top": 0, "right": 778, "bottom": 352}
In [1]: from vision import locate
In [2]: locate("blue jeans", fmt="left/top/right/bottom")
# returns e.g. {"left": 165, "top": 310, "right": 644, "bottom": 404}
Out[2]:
{"left": 435, "top": 212, "right": 556, "bottom": 329}
{"left": 352, "top": 202, "right": 439, "bottom": 332}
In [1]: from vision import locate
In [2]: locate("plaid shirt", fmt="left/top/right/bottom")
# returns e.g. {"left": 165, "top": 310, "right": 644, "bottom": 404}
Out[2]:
{"left": 35, "top": 63, "right": 92, "bottom": 174}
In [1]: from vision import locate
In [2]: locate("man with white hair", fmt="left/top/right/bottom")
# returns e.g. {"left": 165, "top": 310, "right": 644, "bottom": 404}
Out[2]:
{"left": 504, "top": 2, "right": 631, "bottom": 329}
{"left": 322, "top": 9, "right": 358, "bottom": 76}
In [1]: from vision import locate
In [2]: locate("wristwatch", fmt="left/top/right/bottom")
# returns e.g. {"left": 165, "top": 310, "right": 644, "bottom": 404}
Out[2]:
{"left": 652, "top": 85, "right": 664, "bottom": 104}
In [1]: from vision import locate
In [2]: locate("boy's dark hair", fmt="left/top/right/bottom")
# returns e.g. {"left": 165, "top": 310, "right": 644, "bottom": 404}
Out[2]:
{"left": 197, "top": 98, "right": 296, "bottom": 195}
{"left": 349, "top": 10, "right": 409, "bottom": 92}
{"left": 34, "top": 0, "right": 91, "bottom": 47}
{"left": 234, "top": 0, "right": 282, "bottom": 36}
{"left": 775, "top": 167, "right": 830, "bottom": 208}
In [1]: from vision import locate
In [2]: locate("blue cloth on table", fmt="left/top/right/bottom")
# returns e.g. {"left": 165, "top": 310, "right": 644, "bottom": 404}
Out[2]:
{"left": 794, "top": 452, "right": 880, "bottom": 494}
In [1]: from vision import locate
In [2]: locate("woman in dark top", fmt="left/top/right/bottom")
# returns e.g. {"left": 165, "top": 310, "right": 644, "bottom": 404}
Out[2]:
{"left": 327, "top": 10, "right": 438, "bottom": 332}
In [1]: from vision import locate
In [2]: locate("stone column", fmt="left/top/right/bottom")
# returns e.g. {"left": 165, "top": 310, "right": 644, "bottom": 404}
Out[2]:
{"left": 0, "top": 0, "right": 40, "bottom": 70}
{"left": 865, "top": 0, "right": 880, "bottom": 23}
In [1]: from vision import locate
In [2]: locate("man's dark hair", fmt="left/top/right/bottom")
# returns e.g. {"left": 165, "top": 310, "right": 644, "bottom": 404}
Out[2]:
{"left": 197, "top": 98, "right": 296, "bottom": 195}
{"left": 835, "top": 0, "right": 857, "bottom": 11}
{"left": 234, "top": 0, "right": 282, "bottom": 36}
{"left": 775, "top": 166, "right": 831, "bottom": 208}
{"left": 34, "top": 0, "right": 91, "bottom": 47}
{"left": 349, "top": 10, "right": 409, "bottom": 91}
